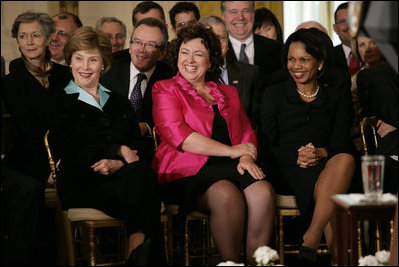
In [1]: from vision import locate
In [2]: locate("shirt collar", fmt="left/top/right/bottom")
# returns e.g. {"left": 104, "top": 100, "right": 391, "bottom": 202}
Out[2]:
{"left": 130, "top": 62, "right": 155, "bottom": 81}
{"left": 342, "top": 44, "right": 352, "bottom": 60}
{"left": 229, "top": 34, "right": 254, "bottom": 47}
{"left": 64, "top": 80, "right": 111, "bottom": 110}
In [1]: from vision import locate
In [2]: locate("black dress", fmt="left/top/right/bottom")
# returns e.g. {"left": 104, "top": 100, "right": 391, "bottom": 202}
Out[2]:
{"left": 160, "top": 105, "right": 260, "bottom": 216}
{"left": 260, "top": 79, "right": 354, "bottom": 223}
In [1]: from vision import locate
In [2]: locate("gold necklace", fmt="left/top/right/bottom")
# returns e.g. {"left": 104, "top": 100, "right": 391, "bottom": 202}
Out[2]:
{"left": 297, "top": 86, "right": 319, "bottom": 98}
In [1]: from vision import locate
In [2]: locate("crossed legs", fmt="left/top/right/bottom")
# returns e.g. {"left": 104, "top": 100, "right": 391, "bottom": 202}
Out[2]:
{"left": 301, "top": 153, "right": 355, "bottom": 260}
{"left": 197, "top": 179, "right": 275, "bottom": 264}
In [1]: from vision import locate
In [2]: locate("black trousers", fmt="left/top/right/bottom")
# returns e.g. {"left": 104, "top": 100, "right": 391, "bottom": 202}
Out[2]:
{"left": 0, "top": 168, "right": 43, "bottom": 265}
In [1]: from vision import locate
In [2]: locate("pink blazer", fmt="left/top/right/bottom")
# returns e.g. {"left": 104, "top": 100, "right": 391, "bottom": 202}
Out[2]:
{"left": 152, "top": 72, "right": 257, "bottom": 185}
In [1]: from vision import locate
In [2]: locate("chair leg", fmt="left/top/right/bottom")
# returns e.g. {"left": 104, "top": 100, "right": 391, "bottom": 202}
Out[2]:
{"left": 87, "top": 226, "right": 96, "bottom": 266}
{"left": 279, "top": 213, "right": 285, "bottom": 265}
{"left": 62, "top": 211, "right": 76, "bottom": 266}
{"left": 168, "top": 215, "right": 174, "bottom": 265}
{"left": 185, "top": 219, "right": 190, "bottom": 266}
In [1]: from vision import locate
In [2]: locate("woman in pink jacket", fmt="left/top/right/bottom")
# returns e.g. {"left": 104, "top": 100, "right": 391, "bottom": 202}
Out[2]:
{"left": 152, "top": 24, "right": 274, "bottom": 265}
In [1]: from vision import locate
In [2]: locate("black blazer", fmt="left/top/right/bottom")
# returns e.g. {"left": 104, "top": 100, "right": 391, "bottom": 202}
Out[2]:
{"left": 1, "top": 58, "right": 71, "bottom": 182}
{"left": 357, "top": 63, "right": 398, "bottom": 156}
{"left": 226, "top": 34, "right": 283, "bottom": 88}
{"left": 51, "top": 90, "right": 144, "bottom": 206}
{"left": 226, "top": 58, "right": 263, "bottom": 127}
{"left": 333, "top": 44, "right": 349, "bottom": 71}
{"left": 100, "top": 53, "right": 174, "bottom": 127}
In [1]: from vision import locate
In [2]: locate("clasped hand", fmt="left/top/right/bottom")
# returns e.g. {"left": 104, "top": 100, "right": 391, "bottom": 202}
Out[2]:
{"left": 91, "top": 159, "right": 124, "bottom": 175}
{"left": 91, "top": 145, "right": 140, "bottom": 176}
{"left": 297, "top": 142, "right": 326, "bottom": 168}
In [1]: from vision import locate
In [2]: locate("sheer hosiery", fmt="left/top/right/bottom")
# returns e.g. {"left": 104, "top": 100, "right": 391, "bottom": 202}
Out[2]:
{"left": 196, "top": 180, "right": 245, "bottom": 262}
{"left": 127, "top": 232, "right": 145, "bottom": 258}
{"left": 243, "top": 180, "right": 275, "bottom": 265}
{"left": 302, "top": 153, "right": 355, "bottom": 259}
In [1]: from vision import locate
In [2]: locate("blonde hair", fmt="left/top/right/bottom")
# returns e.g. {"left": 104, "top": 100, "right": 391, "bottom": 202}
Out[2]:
{"left": 64, "top": 26, "right": 112, "bottom": 73}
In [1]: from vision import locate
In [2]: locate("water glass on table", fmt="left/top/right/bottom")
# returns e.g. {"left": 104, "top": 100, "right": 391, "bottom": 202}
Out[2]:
{"left": 361, "top": 155, "right": 385, "bottom": 201}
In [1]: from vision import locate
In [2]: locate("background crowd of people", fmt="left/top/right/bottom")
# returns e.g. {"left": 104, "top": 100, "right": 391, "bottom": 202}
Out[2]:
{"left": 1, "top": 1, "right": 397, "bottom": 266}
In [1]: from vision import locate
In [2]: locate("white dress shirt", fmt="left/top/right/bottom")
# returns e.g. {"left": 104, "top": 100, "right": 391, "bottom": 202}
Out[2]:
{"left": 128, "top": 62, "right": 156, "bottom": 99}
{"left": 229, "top": 35, "right": 255, "bottom": 65}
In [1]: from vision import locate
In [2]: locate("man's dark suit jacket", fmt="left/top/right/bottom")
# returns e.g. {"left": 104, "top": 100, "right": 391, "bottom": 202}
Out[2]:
{"left": 100, "top": 52, "right": 174, "bottom": 128}
{"left": 226, "top": 57, "right": 263, "bottom": 128}
{"left": 333, "top": 44, "right": 349, "bottom": 71}
{"left": 226, "top": 34, "right": 283, "bottom": 88}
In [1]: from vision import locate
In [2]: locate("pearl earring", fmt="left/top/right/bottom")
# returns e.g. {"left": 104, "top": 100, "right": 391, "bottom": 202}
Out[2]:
{"left": 101, "top": 66, "right": 104, "bottom": 71}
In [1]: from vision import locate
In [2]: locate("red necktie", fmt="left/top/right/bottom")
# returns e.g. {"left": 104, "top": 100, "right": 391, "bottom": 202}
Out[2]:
{"left": 348, "top": 53, "right": 360, "bottom": 76}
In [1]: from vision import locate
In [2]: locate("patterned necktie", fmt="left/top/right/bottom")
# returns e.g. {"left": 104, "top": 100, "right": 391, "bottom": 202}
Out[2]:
{"left": 348, "top": 52, "right": 360, "bottom": 76}
{"left": 129, "top": 73, "right": 146, "bottom": 117}
{"left": 239, "top": 43, "right": 249, "bottom": 64}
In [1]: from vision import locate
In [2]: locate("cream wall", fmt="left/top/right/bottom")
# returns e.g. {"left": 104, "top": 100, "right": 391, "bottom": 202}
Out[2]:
{"left": 1, "top": 1, "right": 198, "bottom": 75}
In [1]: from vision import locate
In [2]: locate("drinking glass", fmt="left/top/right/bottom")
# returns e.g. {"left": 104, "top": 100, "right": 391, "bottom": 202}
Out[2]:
{"left": 361, "top": 155, "right": 385, "bottom": 201}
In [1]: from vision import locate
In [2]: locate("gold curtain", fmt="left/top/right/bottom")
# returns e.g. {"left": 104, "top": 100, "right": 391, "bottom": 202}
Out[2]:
{"left": 198, "top": 1, "right": 284, "bottom": 34}
{"left": 59, "top": 1, "right": 79, "bottom": 16}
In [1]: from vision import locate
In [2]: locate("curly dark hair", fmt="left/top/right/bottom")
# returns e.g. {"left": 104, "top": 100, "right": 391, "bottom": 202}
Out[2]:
{"left": 168, "top": 23, "right": 223, "bottom": 83}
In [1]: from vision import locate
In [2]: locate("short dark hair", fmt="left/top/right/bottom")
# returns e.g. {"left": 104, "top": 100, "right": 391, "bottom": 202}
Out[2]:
{"left": 64, "top": 26, "right": 112, "bottom": 74}
{"left": 168, "top": 23, "right": 222, "bottom": 83}
{"left": 334, "top": 2, "right": 348, "bottom": 23}
{"left": 131, "top": 18, "right": 169, "bottom": 49}
{"left": 169, "top": 2, "right": 200, "bottom": 29}
{"left": 254, "top": 7, "right": 283, "bottom": 42}
{"left": 132, "top": 1, "right": 166, "bottom": 27}
{"left": 282, "top": 28, "right": 333, "bottom": 80}
{"left": 53, "top": 11, "right": 83, "bottom": 28}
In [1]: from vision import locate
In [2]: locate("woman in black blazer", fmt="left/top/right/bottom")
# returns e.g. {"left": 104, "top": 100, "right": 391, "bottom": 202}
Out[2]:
{"left": 1, "top": 11, "right": 72, "bottom": 265}
{"left": 51, "top": 26, "right": 161, "bottom": 265}
{"left": 259, "top": 29, "right": 355, "bottom": 264}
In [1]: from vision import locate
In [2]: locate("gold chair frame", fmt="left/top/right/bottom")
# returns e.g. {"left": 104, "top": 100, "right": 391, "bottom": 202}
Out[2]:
{"left": 274, "top": 194, "right": 328, "bottom": 264}
{"left": 44, "top": 130, "right": 127, "bottom": 266}
{"left": 359, "top": 116, "right": 378, "bottom": 156}
{"left": 153, "top": 127, "right": 216, "bottom": 265}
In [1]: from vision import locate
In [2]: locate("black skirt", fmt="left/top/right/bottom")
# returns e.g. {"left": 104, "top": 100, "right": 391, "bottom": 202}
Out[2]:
{"left": 160, "top": 105, "right": 260, "bottom": 216}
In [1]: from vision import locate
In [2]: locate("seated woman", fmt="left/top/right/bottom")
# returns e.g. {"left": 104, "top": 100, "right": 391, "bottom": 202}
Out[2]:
{"left": 354, "top": 35, "right": 398, "bottom": 194}
{"left": 152, "top": 23, "right": 274, "bottom": 265}
{"left": 50, "top": 26, "right": 161, "bottom": 266}
{"left": 1, "top": 11, "right": 71, "bottom": 265}
{"left": 259, "top": 28, "right": 355, "bottom": 264}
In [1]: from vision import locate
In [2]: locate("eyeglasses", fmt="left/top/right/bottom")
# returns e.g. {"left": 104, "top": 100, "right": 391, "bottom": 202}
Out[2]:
{"left": 335, "top": 19, "right": 348, "bottom": 25}
{"left": 175, "top": 19, "right": 197, "bottom": 29}
{"left": 131, "top": 40, "right": 162, "bottom": 50}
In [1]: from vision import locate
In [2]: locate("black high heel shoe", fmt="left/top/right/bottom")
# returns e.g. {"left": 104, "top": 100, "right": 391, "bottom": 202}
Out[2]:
{"left": 125, "top": 239, "right": 152, "bottom": 266}
{"left": 298, "top": 246, "right": 318, "bottom": 266}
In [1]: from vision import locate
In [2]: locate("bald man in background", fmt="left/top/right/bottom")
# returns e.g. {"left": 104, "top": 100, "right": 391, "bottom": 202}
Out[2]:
{"left": 49, "top": 12, "right": 82, "bottom": 65}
